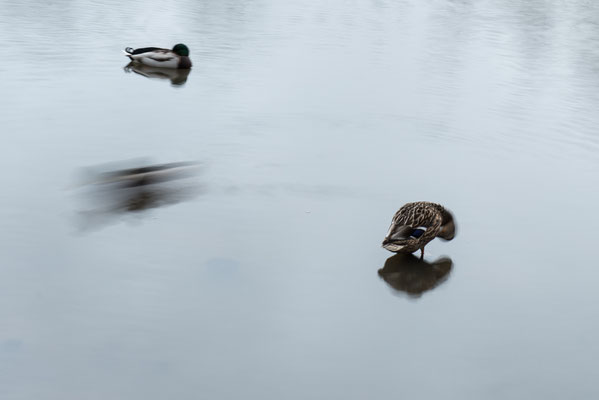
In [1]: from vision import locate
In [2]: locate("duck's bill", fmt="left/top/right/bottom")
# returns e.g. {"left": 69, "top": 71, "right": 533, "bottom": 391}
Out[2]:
{"left": 382, "top": 242, "right": 406, "bottom": 252}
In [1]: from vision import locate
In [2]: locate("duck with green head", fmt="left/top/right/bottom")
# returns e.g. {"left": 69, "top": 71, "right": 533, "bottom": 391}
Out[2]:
{"left": 123, "top": 43, "right": 192, "bottom": 69}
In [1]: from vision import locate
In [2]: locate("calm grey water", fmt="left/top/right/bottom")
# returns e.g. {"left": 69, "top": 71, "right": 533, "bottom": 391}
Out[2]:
{"left": 2, "top": 1, "right": 599, "bottom": 399}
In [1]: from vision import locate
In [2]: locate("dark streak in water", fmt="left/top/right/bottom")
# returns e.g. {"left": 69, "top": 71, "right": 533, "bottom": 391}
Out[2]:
{"left": 74, "top": 160, "right": 202, "bottom": 232}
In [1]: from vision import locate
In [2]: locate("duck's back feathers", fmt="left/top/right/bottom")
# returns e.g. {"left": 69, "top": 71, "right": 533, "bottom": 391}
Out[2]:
{"left": 126, "top": 47, "right": 162, "bottom": 55}
{"left": 382, "top": 202, "right": 456, "bottom": 254}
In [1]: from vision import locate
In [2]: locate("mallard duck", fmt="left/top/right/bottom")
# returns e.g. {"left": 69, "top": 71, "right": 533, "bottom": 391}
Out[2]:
{"left": 123, "top": 43, "right": 192, "bottom": 69}
{"left": 382, "top": 201, "right": 456, "bottom": 258}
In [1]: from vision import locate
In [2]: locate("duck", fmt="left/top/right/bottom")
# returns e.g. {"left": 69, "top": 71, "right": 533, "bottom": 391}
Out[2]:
{"left": 123, "top": 43, "right": 192, "bottom": 69}
{"left": 382, "top": 201, "right": 456, "bottom": 258}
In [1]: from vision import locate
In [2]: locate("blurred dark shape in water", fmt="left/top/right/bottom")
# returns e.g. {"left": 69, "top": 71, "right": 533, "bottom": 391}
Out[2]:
{"left": 74, "top": 160, "right": 202, "bottom": 231}
{"left": 378, "top": 253, "right": 452, "bottom": 298}
{"left": 124, "top": 62, "right": 191, "bottom": 86}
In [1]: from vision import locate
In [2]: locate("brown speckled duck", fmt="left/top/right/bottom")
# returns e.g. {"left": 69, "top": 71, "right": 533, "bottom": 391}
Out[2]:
{"left": 382, "top": 202, "right": 456, "bottom": 258}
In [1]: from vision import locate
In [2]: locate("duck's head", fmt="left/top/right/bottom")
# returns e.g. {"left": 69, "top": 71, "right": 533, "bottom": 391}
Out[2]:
{"left": 438, "top": 208, "right": 456, "bottom": 241}
{"left": 172, "top": 43, "right": 190, "bottom": 57}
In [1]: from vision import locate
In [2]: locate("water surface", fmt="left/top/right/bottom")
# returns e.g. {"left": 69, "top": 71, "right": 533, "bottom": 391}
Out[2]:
{"left": 1, "top": 1, "right": 599, "bottom": 399}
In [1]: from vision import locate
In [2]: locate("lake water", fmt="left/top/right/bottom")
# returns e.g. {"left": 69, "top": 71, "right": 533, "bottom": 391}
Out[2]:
{"left": 1, "top": 1, "right": 599, "bottom": 399}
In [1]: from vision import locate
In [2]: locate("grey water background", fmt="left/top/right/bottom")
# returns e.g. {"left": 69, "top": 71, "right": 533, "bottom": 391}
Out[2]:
{"left": 1, "top": 0, "right": 599, "bottom": 398}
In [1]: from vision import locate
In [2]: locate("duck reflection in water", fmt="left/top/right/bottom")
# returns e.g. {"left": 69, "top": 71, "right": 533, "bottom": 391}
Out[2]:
{"left": 378, "top": 253, "right": 453, "bottom": 298}
{"left": 75, "top": 160, "right": 201, "bottom": 231}
{"left": 124, "top": 62, "right": 191, "bottom": 86}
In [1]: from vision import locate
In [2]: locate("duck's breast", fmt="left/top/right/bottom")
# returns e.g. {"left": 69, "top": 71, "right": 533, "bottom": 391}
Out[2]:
{"left": 178, "top": 56, "right": 192, "bottom": 69}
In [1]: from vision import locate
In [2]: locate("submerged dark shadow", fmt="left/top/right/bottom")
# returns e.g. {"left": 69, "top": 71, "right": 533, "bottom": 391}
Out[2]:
{"left": 124, "top": 62, "right": 191, "bottom": 86}
{"left": 74, "top": 160, "right": 202, "bottom": 232}
{"left": 378, "top": 253, "right": 453, "bottom": 298}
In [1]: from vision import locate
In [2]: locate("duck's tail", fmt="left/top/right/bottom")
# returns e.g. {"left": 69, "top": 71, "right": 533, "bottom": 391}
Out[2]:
{"left": 123, "top": 48, "right": 134, "bottom": 60}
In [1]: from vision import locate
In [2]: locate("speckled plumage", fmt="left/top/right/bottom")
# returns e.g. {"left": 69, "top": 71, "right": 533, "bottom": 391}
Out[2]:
{"left": 382, "top": 201, "right": 456, "bottom": 257}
